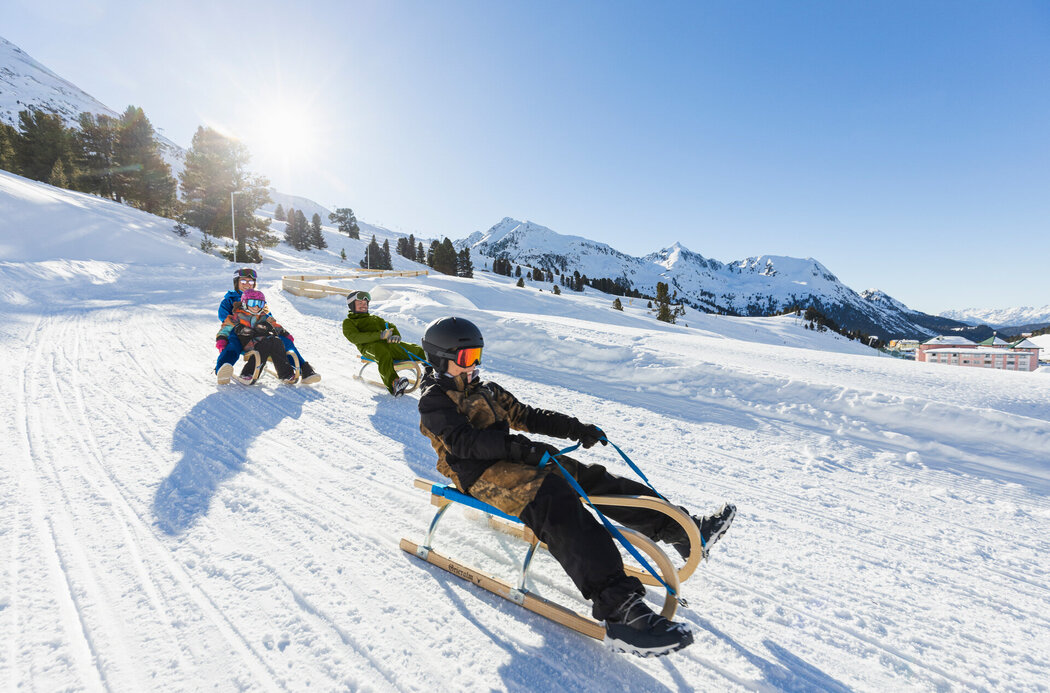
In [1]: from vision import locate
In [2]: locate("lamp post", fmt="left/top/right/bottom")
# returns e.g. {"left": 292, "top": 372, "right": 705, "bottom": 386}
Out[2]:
{"left": 230, "top": 190, "right": 243, "bottom": 262}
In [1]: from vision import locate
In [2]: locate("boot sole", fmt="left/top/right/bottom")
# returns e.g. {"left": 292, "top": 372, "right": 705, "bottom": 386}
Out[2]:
{"left": 604, "top": 630, "right": 694, "bottom": 658}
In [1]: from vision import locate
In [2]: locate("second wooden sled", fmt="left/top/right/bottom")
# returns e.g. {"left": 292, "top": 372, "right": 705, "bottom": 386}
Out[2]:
{"left": 354, "top": 356, "right": 422, "bottom": 393}
{"left": 399, "top": 477, "right": 703, "bottom": 641}
{"left": 242, "top": 349, "right": 301, "bottom": 385}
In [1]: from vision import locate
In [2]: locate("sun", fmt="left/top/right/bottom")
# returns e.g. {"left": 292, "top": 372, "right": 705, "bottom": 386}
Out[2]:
{"left": 243, "top": 103, "right": 322, "bottom": 168}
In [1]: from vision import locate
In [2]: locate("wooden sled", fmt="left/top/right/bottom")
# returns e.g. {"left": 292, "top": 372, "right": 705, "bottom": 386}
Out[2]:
{"left": 399, "top": 477, "right": 703, "bottom": 641}
{"left": 240, "top": 349, "right": 301, "bottom": 385}
{"left": 354, "top": 356, "right": 422, "bottom": 393}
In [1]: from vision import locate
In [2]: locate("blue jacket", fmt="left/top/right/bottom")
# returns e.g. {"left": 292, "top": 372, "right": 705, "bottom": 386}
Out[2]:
{"left": 219, "top": 290, "right": 241, "bottom": 322}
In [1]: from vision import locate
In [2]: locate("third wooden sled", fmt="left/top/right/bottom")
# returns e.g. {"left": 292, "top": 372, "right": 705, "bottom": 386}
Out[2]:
{"left": 354, "top": 356, "right": 422, "bottom": 393}
{"left": 399, "top": 477, "right": 703, "bottom": 641}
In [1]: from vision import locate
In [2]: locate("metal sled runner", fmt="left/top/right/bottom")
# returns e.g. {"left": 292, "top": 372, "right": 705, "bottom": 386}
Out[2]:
{"left": 354, "top": 356, "right": 422, "bottom": 393}
{"left": 399, "top": 477, "right": 703, "bottom": 640}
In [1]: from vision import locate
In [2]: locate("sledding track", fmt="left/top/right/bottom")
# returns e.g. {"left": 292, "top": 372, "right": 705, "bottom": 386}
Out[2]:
{"left": 2, "top": 254, "right": 1050, "bottom": 692}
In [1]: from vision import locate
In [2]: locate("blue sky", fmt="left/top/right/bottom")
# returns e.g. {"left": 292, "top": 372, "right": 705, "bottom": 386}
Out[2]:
{"left": 4, "top": 0, "right": 1049, "bottom": 312}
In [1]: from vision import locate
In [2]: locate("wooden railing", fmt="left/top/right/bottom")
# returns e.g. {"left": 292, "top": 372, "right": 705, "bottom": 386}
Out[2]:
{"left": 281, "top": 269, "right": 429, "bottom": 298}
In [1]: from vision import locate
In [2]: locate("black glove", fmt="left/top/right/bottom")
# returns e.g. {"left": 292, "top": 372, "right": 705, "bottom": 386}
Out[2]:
{"left": 507, "top": 435, "right": 553, "bottom": 465}
{"left": 573, "top": 423, "right": 606, "bottom": 449}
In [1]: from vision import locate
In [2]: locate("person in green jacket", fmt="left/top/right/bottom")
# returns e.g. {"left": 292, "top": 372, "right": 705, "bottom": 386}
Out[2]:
{"left": 342, "top": 290, "right": 428, "bottom": 397}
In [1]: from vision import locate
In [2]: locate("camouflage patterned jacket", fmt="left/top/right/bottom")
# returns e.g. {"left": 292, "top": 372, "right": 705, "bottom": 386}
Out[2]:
{"left": 417, "top": 370, "right": 584, "bottom": 516}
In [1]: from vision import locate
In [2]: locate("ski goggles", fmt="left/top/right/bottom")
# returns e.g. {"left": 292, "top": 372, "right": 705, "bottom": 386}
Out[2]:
{"left": 454, "top": 346, "right": 483, "bottom": 368}
{"left": 243, "top": 298, "right": 265, "bottom": 309}
{"left": 235, "top": 269, "right": 257, "bottom": 280}
{"left": 349, "top": 291, "right": 371, "bottom": 302}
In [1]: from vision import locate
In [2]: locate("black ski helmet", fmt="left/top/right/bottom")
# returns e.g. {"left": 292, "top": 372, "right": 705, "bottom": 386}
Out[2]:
{"left": 346, "top": 290, "right": 371, "bottom": 314}
{"left": 422, "top": 317, "right": 484, "bottom": 371}
{"left": 233, "top": 268, "right": 257, "bottom": 290}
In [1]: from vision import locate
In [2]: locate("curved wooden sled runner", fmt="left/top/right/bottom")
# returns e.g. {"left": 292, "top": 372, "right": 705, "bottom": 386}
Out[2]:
{"left": 399, "top": 477, "right": 702, "bottom": 641}
{"left": 243, "top": 349, "right": 301, "bottom": 385}
{"left": 354, "top": 357, "right": 422, "bottom": 393}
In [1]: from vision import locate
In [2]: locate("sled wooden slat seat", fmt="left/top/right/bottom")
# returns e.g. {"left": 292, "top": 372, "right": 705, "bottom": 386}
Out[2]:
{"left": 400, "top": 477, "right": 704, "bottom": 641}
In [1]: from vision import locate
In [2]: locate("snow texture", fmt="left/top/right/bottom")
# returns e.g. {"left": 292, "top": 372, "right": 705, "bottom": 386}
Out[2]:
{"left": 2, "top": 168, "right": 1050, "bottom": 692}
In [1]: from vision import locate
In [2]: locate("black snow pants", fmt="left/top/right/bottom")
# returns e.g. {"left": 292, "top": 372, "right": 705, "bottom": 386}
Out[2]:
{"left": 517, "top": 458, "right": 672, "bottom": 621}
{"left": 242, "top": 336, "right": 294, "bottom": 380}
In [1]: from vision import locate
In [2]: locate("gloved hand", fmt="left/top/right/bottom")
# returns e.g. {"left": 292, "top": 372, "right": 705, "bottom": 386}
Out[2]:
{"left": 573, "top": 422, "right": 607, "bottom": 449}
{"left": 388, "top": 334, "right": 401, "bottom": 343}
{"left": 507, "top": 435, "right": 553, "bottom": 466}
{"left": 285, "top": 333, "right": 294, "bottom": 342}
{"left": 216, "top": 338, "right": 227, "bottom": 351}
{"left": 379, "top": 328, "right": 393, "bottom": 341}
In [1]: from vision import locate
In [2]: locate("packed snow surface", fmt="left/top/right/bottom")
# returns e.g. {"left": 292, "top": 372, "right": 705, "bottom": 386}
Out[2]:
{"left": 2, "top": 169, "right": 1049, "bottom": 692}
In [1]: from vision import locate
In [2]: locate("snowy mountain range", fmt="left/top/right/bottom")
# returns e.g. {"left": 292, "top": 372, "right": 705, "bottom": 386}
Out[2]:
{"left": 939, "top": 306, "right": 1050, "bottom": 332}
{"left": 461, "top": 218, "right": 985, "bottom": 341}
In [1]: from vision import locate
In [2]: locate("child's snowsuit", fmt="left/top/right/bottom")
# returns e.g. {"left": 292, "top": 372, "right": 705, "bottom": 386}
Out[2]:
{"left": 217, "top": 303, "right": 295, "bottom": 380}
{"left": 214, "top": 289, "right": 304, "bottom": 373}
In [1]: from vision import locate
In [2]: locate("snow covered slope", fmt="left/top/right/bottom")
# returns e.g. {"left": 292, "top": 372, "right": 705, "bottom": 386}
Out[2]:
{"left": 461, "top": 218, "right": 974, "bottom": 341}
{"left": 3, "top": 170, "right": 1050, "bottom": 691}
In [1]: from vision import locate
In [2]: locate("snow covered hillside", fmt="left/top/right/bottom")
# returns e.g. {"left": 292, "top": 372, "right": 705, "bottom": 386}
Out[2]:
{"left": 3, "top": 170, "right": 1050, "bottom": 691}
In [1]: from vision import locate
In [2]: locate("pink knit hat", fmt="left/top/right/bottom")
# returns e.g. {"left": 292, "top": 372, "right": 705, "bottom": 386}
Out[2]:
{"left": 241, "top": 289, "right": 266, "bottom": 303}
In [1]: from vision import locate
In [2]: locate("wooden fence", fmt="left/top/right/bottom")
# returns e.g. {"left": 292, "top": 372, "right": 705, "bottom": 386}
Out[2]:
{"left": 281, "top": 269, "right": 429, "bottom": 299}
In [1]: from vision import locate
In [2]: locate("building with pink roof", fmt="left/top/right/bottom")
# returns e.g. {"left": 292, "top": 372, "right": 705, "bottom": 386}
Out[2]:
{"left": 915, "top": 334, "right": 1041, "bottom": 371}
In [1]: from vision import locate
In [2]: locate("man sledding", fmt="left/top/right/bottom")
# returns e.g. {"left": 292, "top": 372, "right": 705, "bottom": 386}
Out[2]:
{"left": 414, "top": 316, "right": 736, "bottom": 657}
{"left": 342, "top": 290, "right": 427, "bottom": 397}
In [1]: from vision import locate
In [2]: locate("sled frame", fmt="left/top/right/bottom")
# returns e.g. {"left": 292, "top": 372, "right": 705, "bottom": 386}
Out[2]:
{"left": 241, "top": 349, "right": 301, "bottom": 385}
{"left": 399, "top": 477, "right": 703, "bottom": 641}
{"left": 354, "top": 357, "right": 422, "bottom": 393}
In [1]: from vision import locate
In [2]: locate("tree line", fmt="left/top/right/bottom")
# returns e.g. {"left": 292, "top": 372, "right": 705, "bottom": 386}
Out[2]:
{"left": 1, "top": 106, "right": 177, "bottom": 216}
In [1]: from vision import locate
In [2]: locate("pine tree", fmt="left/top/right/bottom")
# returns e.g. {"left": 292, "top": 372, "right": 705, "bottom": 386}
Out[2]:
{"left": 310, "top": 213, "right": 327, "bottom": 249}
{"left": 179, "top": 126, "right": 272, "bottom": 263}
{"left": 283, "top": 207, "right": 303, "bottom": 249}
{"left": 416, "top": 242, "right": 426, "bottom": 264}
{"left": 613, "top": 298, "right": 623, "bottom": 311}
{"left": 274, "top": 203, "right": 286, "bottom": 221}
{"left": 516, "top": 277, "right": 525, "bottom": 287}
{"left": 381, "top": 239, "right": 392, "bottom": 269}
{"left": 14, "top": 108, "right": 74, "bottom": 184}
{"left": 114, "top": 106, "right": 176, "bottom": 215}
{"left": 340, "top": 248, "right": 347, "bottom": 262}
{"left": 48, "top": 158, "right": 68, "bottom": 187}
{"left": 515, "top": 265, "right": 521, "bottom": 278}
{"left": 74, "top": 112, "right": 119, "bottom": 198}
{"left": 0, "top": 122, "right": 17, "bottom": 173}
{"left": 295, "top": 210, "right": 310, "bottom": 251}
{"left": 553, "top": 285, "right": 561, "bottom": 295}
{"left": 328, "top": 208, "right": 360, "bottom": 238}
{"left": 457, "top": 247, "right": 474, "bottom": 278}
{"left": 427, "top": 240, "right": 440, "bottom": 268}
{"left": 173, "top": 221, "right": 189, "bottom": 237}
{"left": 433, "top": 238, "right": 458, "bottom": 275}
{"left": 361, "top": 235, "right": 381, "bottom": 269}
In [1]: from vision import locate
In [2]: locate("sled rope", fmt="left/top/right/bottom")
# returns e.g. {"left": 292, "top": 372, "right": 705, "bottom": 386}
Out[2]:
{"left": 538, "top": 443, "right": 685, "bottom": 605}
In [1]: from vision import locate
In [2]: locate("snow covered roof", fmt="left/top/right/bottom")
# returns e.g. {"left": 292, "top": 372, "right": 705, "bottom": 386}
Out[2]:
{"left": 922, "top": 335, "right": 976, "bottom": 346}
{"left": 1009, "top": 338, "right": 1041, "bottom": 350}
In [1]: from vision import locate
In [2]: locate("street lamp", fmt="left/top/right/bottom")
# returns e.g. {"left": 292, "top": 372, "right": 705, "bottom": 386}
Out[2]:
{"left": 230, "top": 190, "right": 243, "bottom": 262}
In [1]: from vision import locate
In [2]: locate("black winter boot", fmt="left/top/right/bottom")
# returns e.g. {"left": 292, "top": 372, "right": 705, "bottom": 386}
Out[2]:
{"left": 662, "top": 503, "right": 737, "bottom": 561}
{"left": 603, "top": 593, "right": 693, "bottom": 657}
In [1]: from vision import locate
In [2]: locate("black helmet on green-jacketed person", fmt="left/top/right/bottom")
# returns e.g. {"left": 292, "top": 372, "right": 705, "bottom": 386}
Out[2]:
{"left": 233, "top": 268, "right": 257, "bottom": 290}
{"left": 422, "top": 317, "right": 484, "bottom": 372}
{"left": 346, "top": 290, "right": 371, "bottom": 313}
